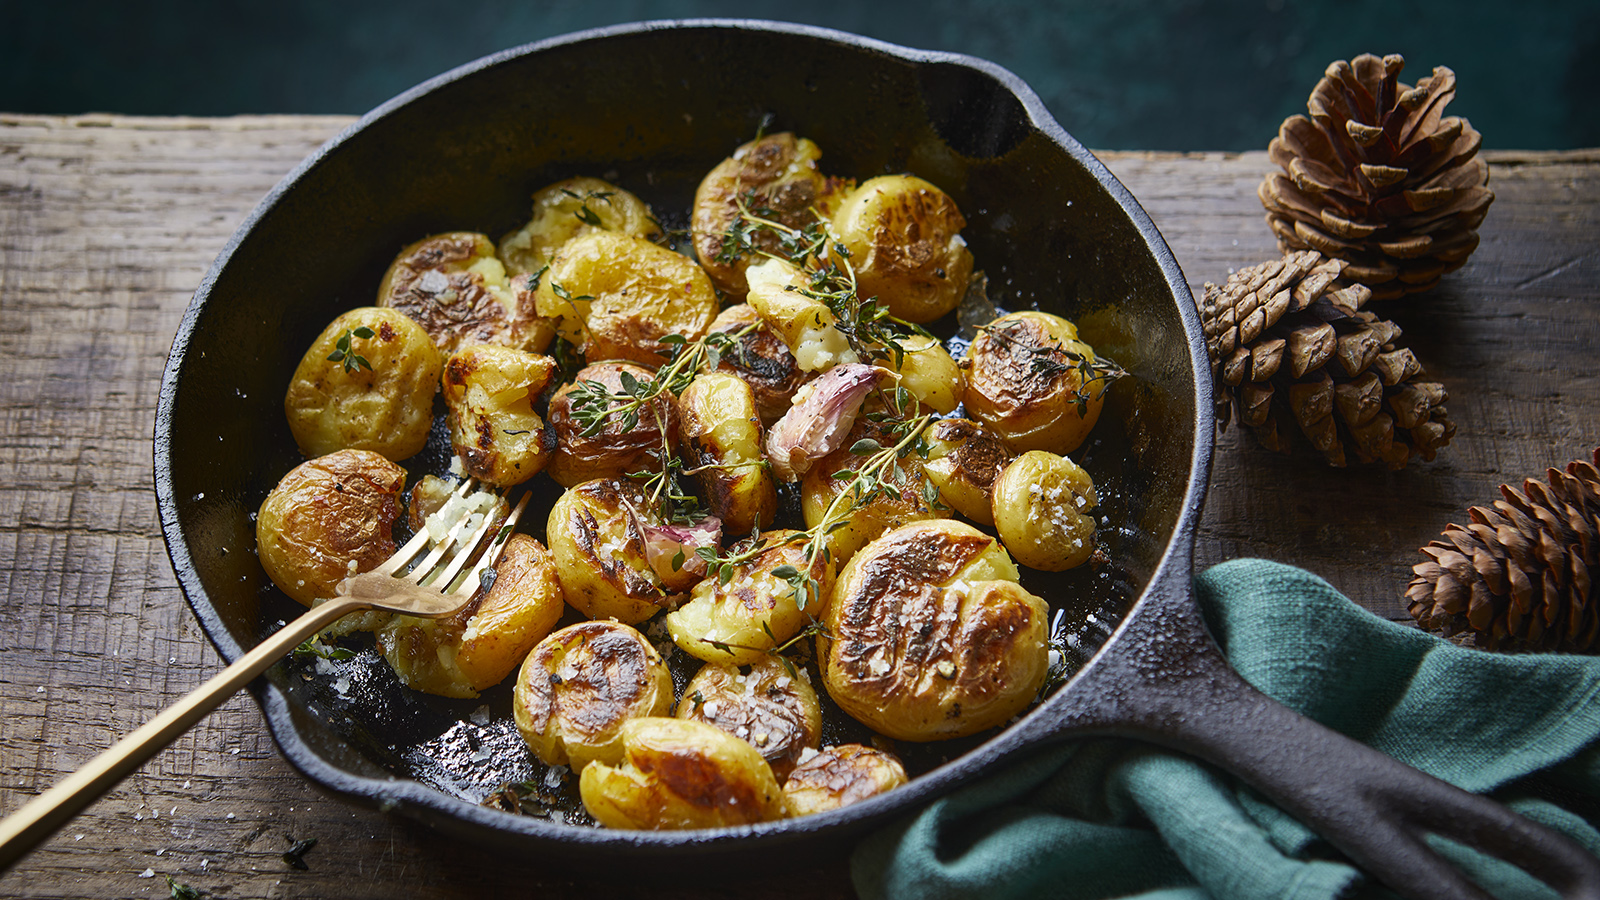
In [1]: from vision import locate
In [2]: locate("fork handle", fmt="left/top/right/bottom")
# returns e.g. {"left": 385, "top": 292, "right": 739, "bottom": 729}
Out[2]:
{"left": 0, "top": 595, "right": 369, "bottom": 872}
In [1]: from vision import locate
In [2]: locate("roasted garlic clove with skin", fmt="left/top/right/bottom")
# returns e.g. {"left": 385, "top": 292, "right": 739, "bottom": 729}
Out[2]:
{"left": 497, "top": 176, "right": 661, "bottom": 277}
{"left": 820, "top": 519, "right": 1049, "bottom": 741}
{"left": 831, "top": 174, "right": 974, "bottom": 324}
{"left": 783, "top": 744, "right": 908, "bottom": 817}
{"left": 546, "top": 478, "right": 683, "bottom": 624}
{"left": 256, "top": 449, "right": 404, "bottom": 607}
{"left": 441, "top": 344, "right": 557, "bottom": 487}
{"left": 665, "top": 529, "right": 832, "bottom": 665}
{"left": 766, "top": 363, "right": 890, "bottom": 482}
{"left": 677, "top": 372, "right": 777, "bottom": 535}
{"left": 992, "top": 450, "right": 1098, "bottom": 572}
{"left": 546, "top": 362, "right": 678, "bottom": 489}
{"left": 532, "top": 230, "right": 719, "bottom": 367}
{"left": 579, "top": 717, "right": 786, "bottom": 829}
{"left": 676, "top": 656, "right": 823, "bottom": 779}
{"left": 378, "top": 231, "right": 549, "bottom": 355}
{"left": 921, "top": 418, "right": 1014, "bottom": 526}
{"left": 962, "top": 310, "right": 1106, "bottom": 453}
{"left": 284, "top": 307, "right": 443, "bottom": 462}
{"left": 709, "top": 303, "right": 809, "bottom": 424}
{"left": 746, "top": 257, "right": 859, "bottom": 373}
{"left": 514, "top": 621, "right": 675, "bottom": 771}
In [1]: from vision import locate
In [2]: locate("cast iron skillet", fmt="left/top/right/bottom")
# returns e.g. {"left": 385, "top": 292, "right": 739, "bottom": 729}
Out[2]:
{"left": 153, "top": 20, "right": 1600, "bottom": 899}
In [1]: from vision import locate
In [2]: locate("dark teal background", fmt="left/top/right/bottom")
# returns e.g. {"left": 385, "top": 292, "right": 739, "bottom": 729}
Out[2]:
{"left": 3, "top": 0, "right": 1594, "bottom": 150}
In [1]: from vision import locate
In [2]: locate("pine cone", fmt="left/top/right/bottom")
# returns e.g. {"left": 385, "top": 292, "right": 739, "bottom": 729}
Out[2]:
{"left": 1259, "top": 53, "right": 1493, "bottom": 300}
{"left": 1201, "top": 250, "right": 1455, "bottom": 468}
{"left": 1407, "top": 449, "right": 1600, "bottom": 652}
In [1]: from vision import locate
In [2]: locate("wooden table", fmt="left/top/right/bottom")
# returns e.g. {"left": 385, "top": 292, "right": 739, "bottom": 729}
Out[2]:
{"left": 0, "top": 113, "right": 1595, "bottom": 899}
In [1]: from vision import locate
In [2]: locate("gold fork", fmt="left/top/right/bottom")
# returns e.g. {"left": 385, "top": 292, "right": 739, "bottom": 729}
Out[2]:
{"left": 0, "top": 478, "right": 530, "bottom": 870}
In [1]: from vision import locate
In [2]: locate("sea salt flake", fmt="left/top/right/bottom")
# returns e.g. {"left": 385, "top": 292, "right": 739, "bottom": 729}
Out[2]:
{"left": 137, "top": 868, "right": 155, "bottom": 878}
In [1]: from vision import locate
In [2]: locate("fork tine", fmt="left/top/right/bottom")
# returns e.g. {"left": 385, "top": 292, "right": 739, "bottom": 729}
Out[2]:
{"left": 372, "top": 476, "right": 480, "bottom": 578}
{"left": 446, "top": 491, "right": 533, "bottom": 597}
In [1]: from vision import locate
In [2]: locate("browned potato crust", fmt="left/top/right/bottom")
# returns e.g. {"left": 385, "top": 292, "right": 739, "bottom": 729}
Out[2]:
{"left": 676, "top": 657, "right": 822, "bottom": 779}
{"left": 831, "top": 175, "right": 974, "bottom": 323}
{"left": 546, "top": 362, "right": 677, "bottom": 489}
{"left": 783, "top": 744, "right": 908, "bottom": 817}
{"left": 676, "top": 372, "right": 777, "bottom": 536}
{"left": 456, "top": 534, "right": 565, "bottom": 690}
{"left": 441, "top": 344, "right": 557, "bottom": 486}
{"left": 579, "top": 717, "right": 786, "bottom": 829}
{"left": 377, "top": 231, "right": 551, "bottom": 354}
{"left": 255, "top": 449, "right": 405, "bottom": 606}
{"left": 921, "top": 418, "right": 1014, "bottom": 526}
{"left": 962, "top": 310, "right": 1104, "bottom": 453}
{"left": 545, "top": 478, "right": 679, "bottom": 624}
{"left": 709, "top": 303, "right": 809, "bottom": 423}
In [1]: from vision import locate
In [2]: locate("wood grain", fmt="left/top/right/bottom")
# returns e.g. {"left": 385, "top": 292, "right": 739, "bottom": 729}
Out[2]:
{"left": 0, "top": 114, "right": 1594, "bottom": 898}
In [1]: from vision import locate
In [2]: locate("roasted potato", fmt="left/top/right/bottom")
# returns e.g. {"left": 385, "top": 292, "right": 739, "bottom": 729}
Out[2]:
{"left": 546, "top": 362, "right": 677, "bottom": 489}
{"left": 962, "top": 310, "right": 1105, "bottom": 453}
{"left": 546, "top": 478, "right": 688, "bottom": 624}
{"left": 513, "top": 621, "right": 674, "bottom": 770}
{"left": 782, "top": 744, "right": 908, "bottom": 817}
{"left": 377, "top": 231, "right": 551, "bottom": 354}
{"left": 691, "top": 132, "right": 853, "bottom": 298}
{"left": 665, "top": 530, "right": 832, "bottom": 665}
{"left": 255, "top": 449, "right": 405, "bottom": 606}
{"left": 745, "top": 257, "right": 858, "bottom": 373}
{"left": 881, "top": 333, "right": 961, "bottom": 414}
{"left": 441, "top": 344, "right": 557, "bottom": 486}
{"left": 283, "top": 307, "right": 442, "bottom": 461}
{"left": 532, "top": 231, "right": 718, "bottom": 366}
{"left": 992, "top": 450, "right": 1098, "bottom": 571}
{"left": 801, "top": 421, "right": 937, "bottom": 566}
{"left": 676, "top": 657, "right": 822, "bottom": 779}
{"left": 708, "top": 303, "right": 809, "bottom": 423}
{"left": 820, "top": 519, "right": 1049, "bottom": 741}
{"left": 498, "top": 176, "right": 660, "bottom": 277}
{"left": 579, "top": 717, "right": 786, "bottom": 829}
{"left": 677, "top": 372, "right": 777, "bottom": 536}
{"left": 831, "top": 174, "right": 973, "bottom": 324}
{"left": 377, "top": 533, "right": 565, "bottom": 697}
{"left": 921, "top": 418, "right": 1014, "bottom": 526}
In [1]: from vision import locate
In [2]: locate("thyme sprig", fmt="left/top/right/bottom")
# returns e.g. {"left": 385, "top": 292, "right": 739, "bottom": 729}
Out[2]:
{"left": 978, "top": 322, "right": 1128, "bottom": 416}
{"left": 562, "top": 329, "right": 741, "bottom": 439}
{"left": 326, "top": 326, "right": 375, "bottom": 374}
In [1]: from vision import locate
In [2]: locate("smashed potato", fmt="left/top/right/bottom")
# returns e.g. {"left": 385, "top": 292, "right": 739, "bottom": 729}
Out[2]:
{"left": 255, "top": 449, "right": 405, "bottom": 606}
{"left": 801, "top": 421, "right": 937, "bottom": 565}
{"left": 677, "top": 372, "right": 777, "bottom": 536}
{"left": 546, "top": 362, "right": 677, "bottom": 489}
{"left": 546, "top": 479, "right": 684, "bottom": 624}
{"left": 882, "top": 332, "right": 961, "bottom": 414}
{"left": 664, "top": 529, "right": 831, "bottom": 665}
{"left": 831, "top": 174, "right": 974, "bottom": 324}
{"left": 579, "top": 717, "right": 786, "bottom": 829}
{"left": 820, "top": 519, "right": 1049, "bottom": 741}
{"left": 377, "top": 231, "right": 551, "bottom": 354}
{"left": 992, "top": 450, "right": 1098, "bottom": 571}
{"left": 746, "top": 257, "right": 857, "bottom": 373}
{"left": 514, "top": 620, "right": 674, "bottom": 770}
{"left": 783, "top": 744, "right": 908, "bottom": 817}
{"left": 962, "top": 310, "right": 1105, "bottom": 453}
{"left": 921, "top": 418, "right": 1014, "bottom": 526}
{"left": 284, "top": 307, "right": 442, "bottom": 461}
{"left": 498, "top": 176, "right": 660, "bottom": 277}
{"left": 708, "top": 303, "right": 809, "bottom": 424}
{"left": 676, "top": 657, "right": 822, "bottom": 779}
{"left": 442, "top": 344, "right": 557, "bottom": 486}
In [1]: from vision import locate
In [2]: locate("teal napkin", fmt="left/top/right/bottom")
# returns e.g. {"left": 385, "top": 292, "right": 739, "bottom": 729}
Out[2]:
{"left": 853, "top": 559, "right": 1600, "bottom": 900}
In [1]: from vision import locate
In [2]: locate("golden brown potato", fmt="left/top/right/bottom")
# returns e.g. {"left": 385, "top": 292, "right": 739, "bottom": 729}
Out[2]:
{"left": 441, "top": 344, "right": 557, "bottom": 486}
{"left": 532, "top": 231, "right": 718, "bottom": 366}
{"left": 820, "top": 519, "right": 1049, "bottom": 741}
{"left": 377, "top": 533, "right": 565, "bottom": 698}
{"left": 579, "top": 717, "right": 786, "bottom": 829}
{"left": 546, "top": 362, "right": 677, "bottom": 489}
{"left": 283, "top": 307, "right": 443, "bottom": 461}
{"left": 991, "top": 450, "right": 1098, "bottom": 571}
{"left": 709, "top": 303, "right": 809, "bottom": 423}
{"left": 676, "top": 656, "right": 822, "bottom": 779}
{"left": 405, "top": 473, "right": 455, "bottom": 534}
{"left": 513, "top": 621, "right": 674, "bottom": 770}
{"left": 831, "top": 175, "right": 973, "bottom": 324}
{"left": 377, "top": 231, "right": 551, "bottom": 354}
{"left": 881, "top": 333, "right": 962, "bottom": 414}
{"left": 745, "top": 257, "right": 858, "bottom": 373}
{"left": 782, "top": 744, "right": 908, "bottom": 817}
{"left": 546, "top": 479, "right": 684, "bottom": 624}
{"left": 664, "top": 530, "right": 831, "bottom": 665}
{"left": 691, "top": 132, "right": 854, "bottom": 298}
{"left": 256, "top": 449, "right": 405, "bottom": 606}
{"left": 801, "top": 421, "right": 937, "bottom": 566}
{"left": 498, "top": 177, "right": 661, "bottom": 277}
{"left": 921, "top": 418, "right": 1014, "bottom": 526}
{"left": 962, "top": 310, "right": 1105, "bottom": 453}
{"left": 677, "top": 372, "right": 777, "bottom": 536}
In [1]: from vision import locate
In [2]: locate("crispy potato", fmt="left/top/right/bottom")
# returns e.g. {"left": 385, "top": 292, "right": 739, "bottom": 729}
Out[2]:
{"left": 498, "top": 177, "right": 660, "bottom": 277}
{"left": 533, "top": 231, "right": 718, "bottom": 366}
{"left": 283, "top": 307, "right": 442, "bottom": 461}
{"left": 677, "top": 657, "right": 822, "bottom": 779}
{"left": 820, "top": 519, "right": 1049, "bottom": 741}
{"left": 745, "top": 257, "right": 858, "bottom": 373}
{"left": 579, "top": 717, "right": 786, "bottom": 829}
{"left": 255, "top": 449, "right": 405, "bottom": 606}
{"left": 783, "top": 744, "right": 908, "bottom": 817}
{"left": 921, "top": 418, "right": 1014, "bottom": 526}
{"left": 665, "top": 530, "right": 831, "bottom": 665}
{"left": 441, "top": 344, "right": 557, "bottom": 486}
{"left": 377, "top": 533, "right": 565, "bottom": 698}
{"left": 677, "top": 372, "right": 776, "bottom": 536}
{"left": 882, "top": 333, "right": 961, "bottom": 414}
{"left": 377, "top": 231, "right": 552, "bottom": 354}
{"left": 801, "top": 421, "right": 937, "bottom": 566}
{"left": 992, "top": 450, "right": 1098, "bottom": 571}
{"left": 514, "top": 621, "right": 674, "bottom": 770}
{"left": 692, "top": 132, "right": 854, "bottom": 298}
{"left": 405, "top": 473, "right": 455, "bottom": 534}
{"left": 709, "top": 303, "right": 809, "bottom": 423}
{"left": 546, "top": 479, "right": 681, "bottom": 624}
{"left": 962, "top": 310, "right": 1105, "bottom": 453}
{"left": 546, "top": 362, "right": 677, "bottom": 488}
{"left": 831, "top": 175, "right": 973, "bottom": 323}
